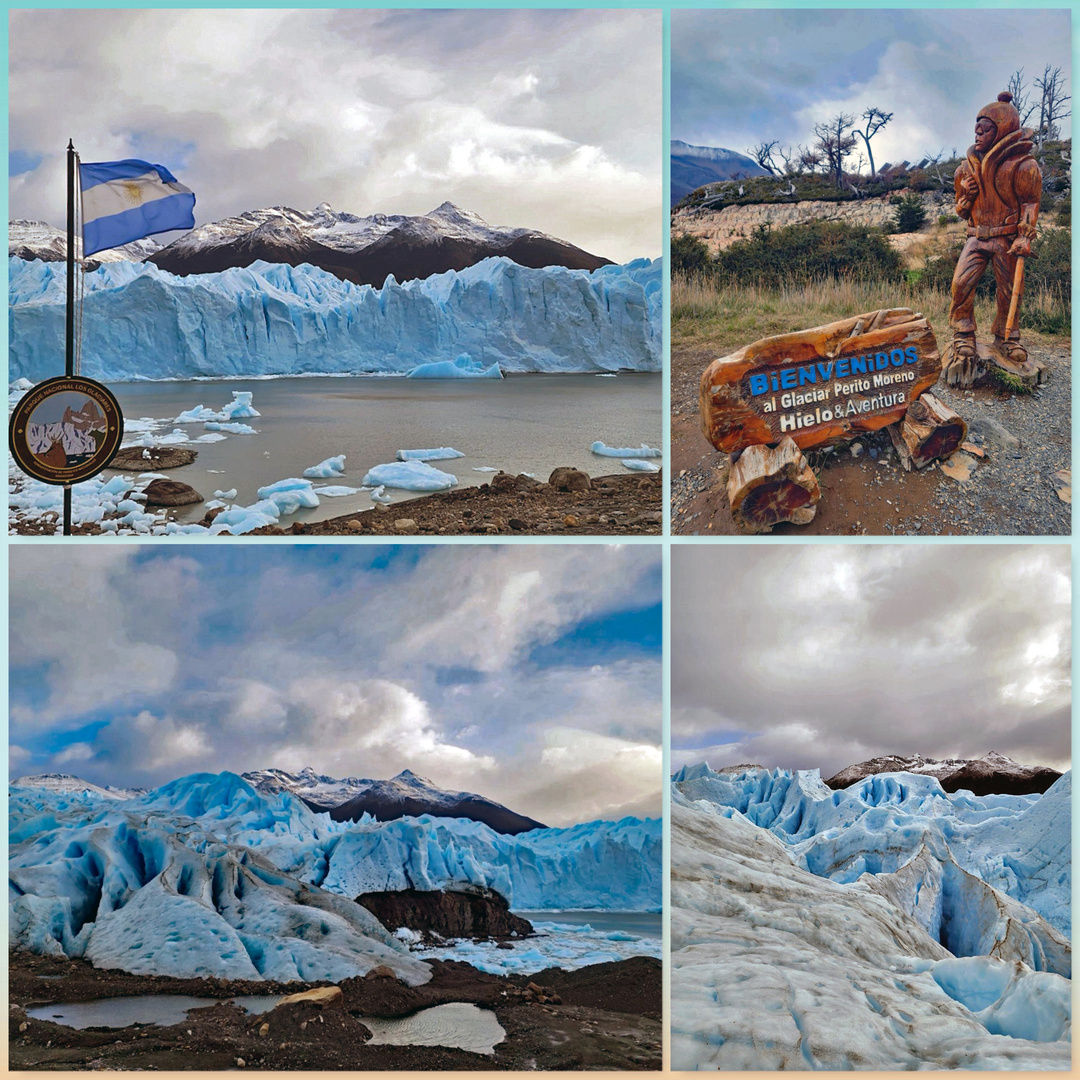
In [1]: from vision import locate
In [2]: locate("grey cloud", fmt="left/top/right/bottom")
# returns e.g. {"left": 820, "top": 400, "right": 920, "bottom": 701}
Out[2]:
{"left": 672, "top": 546, "right": 1070, "bottom": 778}
{"left": 9, "top": 9, "right": 661, "bottom": 262}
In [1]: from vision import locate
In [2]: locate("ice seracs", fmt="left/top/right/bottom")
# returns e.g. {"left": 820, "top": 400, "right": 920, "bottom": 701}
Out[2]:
{"left": 10, "top": 771, "right": 661, "bottom": 983}
{"left": 9, "top": 256, "right": 661, "bottom": 382}
{"left": 671, "top": 794, "right": 1071, "bottom": 1069}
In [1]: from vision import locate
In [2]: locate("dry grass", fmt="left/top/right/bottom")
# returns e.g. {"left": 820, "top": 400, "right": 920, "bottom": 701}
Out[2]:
{"left": 672, "top": 273, "right": 1066, "bottom": 355}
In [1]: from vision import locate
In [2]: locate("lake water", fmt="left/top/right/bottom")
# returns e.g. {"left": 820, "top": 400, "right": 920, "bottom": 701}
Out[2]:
{"left": 27, "top": 994, "right": 277, "bottom": 1029}
{"left": 30, "top": 995, "right": 504, "bottom": 1055}
{"left": 107, "top": 373, "right": 661, "bottom": 525}
{"left": 517, "top": 910, "right": 662, "bottom": 939}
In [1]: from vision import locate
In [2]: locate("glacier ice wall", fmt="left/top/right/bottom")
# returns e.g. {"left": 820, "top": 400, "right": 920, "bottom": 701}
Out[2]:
{"left": 673, "top": 763, "right": 1071, "bottom": 937}
{"left": 9, "top": 772, "right": 660, "bottom": 980}
{"left": 8, "top": 255, "right": 662, "bottom": 382}
{"left": 671, "top": 797, "right": 1071, "bottom": 1070}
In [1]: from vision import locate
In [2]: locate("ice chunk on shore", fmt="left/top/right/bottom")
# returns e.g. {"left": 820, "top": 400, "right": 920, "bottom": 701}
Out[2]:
{"left": 303, "top": 455, "right": 346, "bottom": 478}
{"left": 591, "top": 441, "right": 662, "bottom": 458}
{"left": 362, "top": 461, "right": 457, "bottom": 491}
{"left": 255, "top": 478, "right": 319, "bottom": 515}
{"left": 395, "top": 448, "right": 465, "bottom": 462}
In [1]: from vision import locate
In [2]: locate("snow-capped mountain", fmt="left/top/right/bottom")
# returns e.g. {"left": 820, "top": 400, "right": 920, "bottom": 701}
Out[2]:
{"left": 670, "top": 141, "right": 770, "bottom": 202}
{"left": 242, "top": 766, "right": 374, "bottom": 807}
{"left": 323, "top": 768, "right": 547, "bottom": 836}
{"left": 826, "top": 751, "right": 1062, "bottom": 796}
{"left": 11, "top": 773, "right": 146, "bottom": 800}
{"left": 145, "top": 201, "right": 611, "bottom": 285}
{"left": 9, "top": 219, "right": 160, "bottom": 263}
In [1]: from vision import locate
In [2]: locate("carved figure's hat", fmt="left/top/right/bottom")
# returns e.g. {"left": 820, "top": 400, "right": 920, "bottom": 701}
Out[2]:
{"left": 977, "top": 91, "right": 1021, "bottom": 142}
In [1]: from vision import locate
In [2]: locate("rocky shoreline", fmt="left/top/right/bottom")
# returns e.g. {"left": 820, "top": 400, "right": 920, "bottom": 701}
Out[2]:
{"left": 9, "top": 951, "right": 661, "bottom": 1071}
{"left": 250, "top": 469, "right": 663, "bottom": 536}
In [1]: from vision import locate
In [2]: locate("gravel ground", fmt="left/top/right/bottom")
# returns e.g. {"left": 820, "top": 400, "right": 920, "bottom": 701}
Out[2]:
{"left": 672, "top": 341, "right": 1070, "bottom": 536}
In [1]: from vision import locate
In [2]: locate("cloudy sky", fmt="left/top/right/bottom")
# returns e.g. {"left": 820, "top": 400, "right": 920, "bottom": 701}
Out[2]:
{"left": 672, "top": 545, "right": 1071, "bottom": 779}
{"left": 673, "top": 9, "right": 1071, "bottom": 170}
{"left": 9, "top": 9, "right": 661, "bottom": 263}
{"left": 9, "top": 545, "right": 662, "bottom": 827}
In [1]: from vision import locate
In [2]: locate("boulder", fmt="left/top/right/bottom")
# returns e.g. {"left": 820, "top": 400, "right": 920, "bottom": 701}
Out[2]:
{"left": 141, "top": 478, "right": 203, "bottom": 506}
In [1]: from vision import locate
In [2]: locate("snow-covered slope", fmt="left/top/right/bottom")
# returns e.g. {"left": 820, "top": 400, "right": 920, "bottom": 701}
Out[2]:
{"left": 9, "top": 772, "right": 661, "bottom": 981}
{"left": 145, "top": 202, "right": 610, "bottom": 285}
{"left": 671, "top": 797, "right": 1071, "bottom": 1069}
{"left": 11, "top": 773, "right": 146, "bottom": 800}
{"left": 242, "top": 766, "right": 375, "bottom": 807}
{"left": 827, "top": 750, "right": 1063, "bottom": 796}
{"left": 672, "top": 763, "right": 1071, "bottom": 937}
{"left": 9, "top": 219, "right": 160, "bottom": 263}
{"left": 242, "top": 767, "right": 544, "bottom": 834}
{"left": 9, "top": 255, "right": 661, "bottom": 382}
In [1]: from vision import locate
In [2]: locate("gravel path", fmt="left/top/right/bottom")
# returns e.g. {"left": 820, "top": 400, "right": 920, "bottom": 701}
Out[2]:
{"left": 672, "top": 341, "right": 1071, "bottom": 536}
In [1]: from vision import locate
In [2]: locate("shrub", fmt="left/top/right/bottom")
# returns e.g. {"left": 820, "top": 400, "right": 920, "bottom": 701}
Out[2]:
{"left": 892, "top": 193, "right": 928, "bottom": 233}
{"left": 671, "top": 232, "right": 712, "bottom": 275}
{"left": 710, "top": 221, "right": 905, "bottom": 289}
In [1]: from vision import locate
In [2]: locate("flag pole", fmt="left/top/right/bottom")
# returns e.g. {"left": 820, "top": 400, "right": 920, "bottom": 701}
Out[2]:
{"left": 63, "top": 138, "right": 76, "bottom": 535}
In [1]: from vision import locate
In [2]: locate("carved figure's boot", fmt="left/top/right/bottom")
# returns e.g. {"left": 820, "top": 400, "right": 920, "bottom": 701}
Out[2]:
{"left": 993, "top": 335, "right": 1028, "bottom": 364}
{"left": 952, "top": 333, "right": 977, "bottom": 360}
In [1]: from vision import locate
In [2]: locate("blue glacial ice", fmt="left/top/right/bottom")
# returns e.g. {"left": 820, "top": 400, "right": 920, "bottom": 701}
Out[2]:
{"left": 591, "top": 441, "right": 662, "bottom": 458}
{"left": 407, "top": 353, "right": 502, "bottom": 379}
{"left": 9, "top": 255, "right": 661, "bottom": 381}
{"left": 395, "top": 448, "right": 465, "bottom": 462}
{"left": 9, "top": 772, "right": 661, "bottom": 981}
{"left": 670, "top": 792, "right": 1072, "bottom": 1070}
{"left": 303, "top": 455, "right": 347, "bottom": 478}
{"left": 362, "top": 461, "right": 457, "bottom": 491}
{"left": 672, "top": 763, "right": 1071, "bottom": 937}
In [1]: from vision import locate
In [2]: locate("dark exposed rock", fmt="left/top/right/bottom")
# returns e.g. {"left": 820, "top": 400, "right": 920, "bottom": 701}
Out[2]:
{"left": 109, "top": 446, "right": 197, "bottom": 471}
{"left": 547, "top": 467, "right": 591, "bottom": 492}
{"left": 355, "top": 887, "right": 533, "bottom": 943}
{"left": 141, "top": 478, "right": 204, "bottom": 506}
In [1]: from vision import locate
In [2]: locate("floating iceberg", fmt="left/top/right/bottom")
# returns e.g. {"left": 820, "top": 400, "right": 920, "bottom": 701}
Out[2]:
{"left": 621, "top": 460, "right": 660, "bottom": 472}
{"left": 591, "top": 441, "right": 662, "bottom": 458}
{"left": 362, "top": 461, "right": 457, "bottom": 491}
{"left": 303, "top": 455, "right": 346, "bottom": 478}
{"left": 407, "top": 353, "right": 502, "bottom": 379}
{"left": 395, "top": 448, "right": 465, "bottom": 462}
{"left": 10, "top": 256, "right": 662, "bottom": 381}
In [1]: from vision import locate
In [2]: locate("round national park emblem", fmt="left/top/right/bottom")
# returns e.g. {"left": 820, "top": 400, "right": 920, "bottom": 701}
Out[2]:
{"left": 10, "top": 376, "right": 124, "bottom": 485}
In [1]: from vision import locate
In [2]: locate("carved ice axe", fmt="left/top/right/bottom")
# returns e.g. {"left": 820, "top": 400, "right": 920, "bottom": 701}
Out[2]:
{"left": 1004, "top": 252, "right": 1029, "bottom": 340}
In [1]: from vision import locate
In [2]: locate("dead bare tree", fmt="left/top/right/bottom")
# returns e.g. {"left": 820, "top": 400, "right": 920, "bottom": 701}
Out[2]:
{"left": 1006, "top": 68, "right": 1039, "bottom": 126}
{"left": 922, "top": 148, "right": 951, "bottom": 193}
{"left": 1034, "top": 64, "right": 1071, "bottom": 148}
{"left": 795, "top": 143, "right": 824, "bottom": 175}
{"left": 814, "top": 113, "right": 858, "bottom": 188}
{"left": 748, "top": 140, "right": 782, "bottom": 176}
{"left": 854, "top": 107, "right": 893, "bottom": 177}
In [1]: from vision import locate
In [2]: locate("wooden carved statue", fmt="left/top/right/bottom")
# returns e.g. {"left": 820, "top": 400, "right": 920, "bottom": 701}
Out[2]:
{"left": 949, "top": 90, "right": 1042, "bottom": 377}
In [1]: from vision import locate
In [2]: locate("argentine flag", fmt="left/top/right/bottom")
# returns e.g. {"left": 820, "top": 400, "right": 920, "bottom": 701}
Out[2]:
{"left": 80, "top": 159, "right": 195, "bottom": 256}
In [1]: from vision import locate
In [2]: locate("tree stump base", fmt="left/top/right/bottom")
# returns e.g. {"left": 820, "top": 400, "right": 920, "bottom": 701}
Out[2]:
{"left": 887, "top": 392, "right": 967, "bottom": 471}
{"left": 727, "top": 436, "right": 821, "bottom": 533}
{"left": 941, "top": 339, "right": 1048, "bottom": 391}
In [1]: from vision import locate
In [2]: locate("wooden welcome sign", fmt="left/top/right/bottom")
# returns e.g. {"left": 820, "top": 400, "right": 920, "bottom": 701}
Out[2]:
{"left": 699, "top": 308, "right": 942, "bottom": 454}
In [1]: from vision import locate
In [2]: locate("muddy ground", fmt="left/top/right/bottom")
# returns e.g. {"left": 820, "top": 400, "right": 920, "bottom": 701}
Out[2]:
{"left": 672, "top": 341, "right": 1070, "bottom": 536}
{"left": 9, "top": 951, "right": 662, "bottom": 1071}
